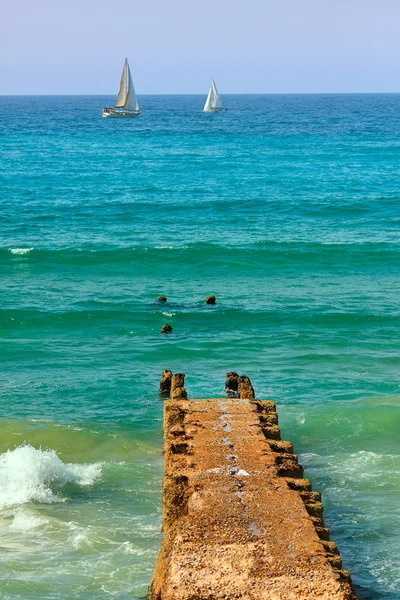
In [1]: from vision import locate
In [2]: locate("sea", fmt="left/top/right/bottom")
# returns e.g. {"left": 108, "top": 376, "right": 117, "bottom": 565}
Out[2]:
{"left": 0, "top": 94, "right": 399, "bottom": 600}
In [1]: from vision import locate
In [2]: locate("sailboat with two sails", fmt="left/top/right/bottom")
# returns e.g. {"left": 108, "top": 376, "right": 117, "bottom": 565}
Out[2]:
{"left": 102, "top": 58, "right": 141, "bottom": 118}
{"left": 203, "top": 79, "right": 227, "bottom": 113}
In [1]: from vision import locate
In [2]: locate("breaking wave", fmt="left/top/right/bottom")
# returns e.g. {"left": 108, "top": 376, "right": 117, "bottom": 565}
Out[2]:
{"left": 0, "top": 444, "right": 102, "bottom": 508}
{"left": 8, "top": 247, "right": 34, "bottom": 255}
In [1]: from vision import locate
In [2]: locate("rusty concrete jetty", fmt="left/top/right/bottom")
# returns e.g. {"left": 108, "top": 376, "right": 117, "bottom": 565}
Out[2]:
{"left": 150, "top": 373, "right": 358, "bottom": 600}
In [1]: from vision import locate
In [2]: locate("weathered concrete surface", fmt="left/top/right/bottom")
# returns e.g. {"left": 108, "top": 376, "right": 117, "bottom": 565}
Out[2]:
{"left": 150, "top": 394, "right": 358, "bottom": 600}
{"left": 238, "top": 375, "right": 255, "bottom": 399}
{"left": 170, "top": 374, "right": 187, "bottom": 400}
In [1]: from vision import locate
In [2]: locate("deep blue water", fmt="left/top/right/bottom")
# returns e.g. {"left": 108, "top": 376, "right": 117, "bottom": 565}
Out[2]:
{"left": 0, "top": 94, "right": 399, "bottom": 599}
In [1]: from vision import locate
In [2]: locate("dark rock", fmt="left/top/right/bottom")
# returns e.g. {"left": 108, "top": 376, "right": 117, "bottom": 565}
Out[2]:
{"left": 225, "top": 372, "right": 239, "bottom": 397}
{"left": 157, "top": 296, "right": 167, "bottom": 302}
{"left": 161, "top": 323, "right": 173, "bottom": 334}
{"left": 160, "top": 370, "right": 173, "bottom": 396}
{"left": 205, "top": 296, "right": 216, "bottom": 305}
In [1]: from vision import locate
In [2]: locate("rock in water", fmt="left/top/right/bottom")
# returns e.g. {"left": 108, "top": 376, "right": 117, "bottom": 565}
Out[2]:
{"left": 160, "top": 370, "right": 173, "bottom": 396}
{"left": 161, "top": 323, "right": 173, "bottom": 334}
{"left": 205, "top": 296, "right": 216, "bottom": 304}
{"left": 238, "top": 375, "right": 255, "bottom": 399}
{"left": 171, "top": 373, "right": 187, "bottom": 400}
{"left": 225, "top": 372, "right": 239, "bottom": 397}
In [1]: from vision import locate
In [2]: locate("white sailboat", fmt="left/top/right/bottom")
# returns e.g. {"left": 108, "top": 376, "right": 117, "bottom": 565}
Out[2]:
{"left": 102, "top": 58, "right": 141, "bottom": 118}
{"left": 203, "top": 79, "right": 227, "bottom": 113}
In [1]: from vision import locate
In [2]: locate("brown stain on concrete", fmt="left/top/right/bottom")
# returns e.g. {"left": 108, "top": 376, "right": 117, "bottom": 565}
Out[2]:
{"left": 150, "top": 376, "right": 358, "bottom": 600}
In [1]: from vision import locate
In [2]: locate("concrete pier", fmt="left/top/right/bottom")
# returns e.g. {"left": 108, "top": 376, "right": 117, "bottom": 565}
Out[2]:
{"left": 150, "top": 375, "right": 358, "bottom": 600}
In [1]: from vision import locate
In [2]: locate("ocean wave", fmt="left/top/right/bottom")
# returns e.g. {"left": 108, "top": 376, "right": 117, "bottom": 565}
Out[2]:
{"left": 360, "top": 394, "right": 400, "bottom": 407}
{"left": 339, "top": 450, "right": 400, "bottom": 476}
{"left": 0, "top": 444, "right": 102, "bottom": 509}
{"left": 2, "top": 239, "right": 400, "bottom": 261}
{"left": 9, "top": 507, "right": 48, "bottom": 531}
{"left": 8, "top": 247, "right": 34, "bottom": 255}
{"left": 301, "top": 450, "right": 400, "bottom": 485}
{"left": 1, "top": 307, "right": 398, "bottom": 330}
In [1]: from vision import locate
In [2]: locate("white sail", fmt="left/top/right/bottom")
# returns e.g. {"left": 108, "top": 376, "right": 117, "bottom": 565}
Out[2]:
{"left": 115, "top": 59, "right": 128, "bottom": 107}
{"left": 211, "top": 80, "right": 223, "bottom": 108}
{"left": 203, "top": 85, "right": 214, "bottom": 112}
{"left": 203, "top": 79, "right": 224, "bottom": 111}
{"left": 124, "top": 63, "right": 140, "bottom": 111}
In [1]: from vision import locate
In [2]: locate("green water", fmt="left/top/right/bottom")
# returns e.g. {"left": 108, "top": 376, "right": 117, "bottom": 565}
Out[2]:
{"left": 0, "top": 421, "right": 163, "bottom": 599}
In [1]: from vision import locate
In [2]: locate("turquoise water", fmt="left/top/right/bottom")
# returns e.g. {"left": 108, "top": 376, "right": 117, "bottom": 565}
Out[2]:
{"left": 0, "top": 94, "right": 399, "bottom": 599}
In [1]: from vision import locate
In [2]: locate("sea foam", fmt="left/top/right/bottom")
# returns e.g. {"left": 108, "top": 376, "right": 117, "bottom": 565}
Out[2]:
{"left": 0, "top": 444, "right": 101, "bottom": 509}
{"left": 8, "top": 248, "right": 33, "bottom": 255}
{"left": 9, "top": 508, "right": 48, "bottom": 531}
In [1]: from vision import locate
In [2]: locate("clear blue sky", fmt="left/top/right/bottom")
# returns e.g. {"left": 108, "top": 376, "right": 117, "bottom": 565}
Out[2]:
{"left": 1, "top": 0, "right": 399, "bottom": 94}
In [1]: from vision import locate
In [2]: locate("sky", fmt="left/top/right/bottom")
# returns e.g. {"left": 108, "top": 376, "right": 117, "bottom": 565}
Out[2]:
{"left": 1, "top": 0, "right": 400, "bottom": 94}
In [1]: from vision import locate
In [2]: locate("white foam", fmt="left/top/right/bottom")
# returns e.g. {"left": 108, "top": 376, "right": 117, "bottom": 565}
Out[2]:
{"left": 9, "top": 508, "right": 47, "bottom": 531}
{"left": 296, "top": 413, "right": 306, "bottom": 425}
{"left": 68, "top": 524, "right": 94, "bottom": 549}
{"left": 340, "top": 450, "right": 400, "bottom": 478}
{"left": 8, "top": 248, "right": 33, "bottom": 255}
{"left": 0, "top": 444, "right": 102, "bottom": 509}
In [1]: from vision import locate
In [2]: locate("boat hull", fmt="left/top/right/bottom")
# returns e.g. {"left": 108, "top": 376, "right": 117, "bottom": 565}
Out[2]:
{"left": 203, "top": 108, "right": 228, "bottom": 113}
{"left": 102, "top": 108, "right": 141, "bottom": 118}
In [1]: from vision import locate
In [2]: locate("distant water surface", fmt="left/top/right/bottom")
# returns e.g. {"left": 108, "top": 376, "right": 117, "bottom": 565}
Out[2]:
{"left": 0, "top": 94, "right": 400, "bottom": 599}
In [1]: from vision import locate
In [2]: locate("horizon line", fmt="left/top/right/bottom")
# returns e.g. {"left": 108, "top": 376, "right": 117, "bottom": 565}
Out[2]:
{"left": 1, "top": 91, "right": 400, "bottom": 97}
